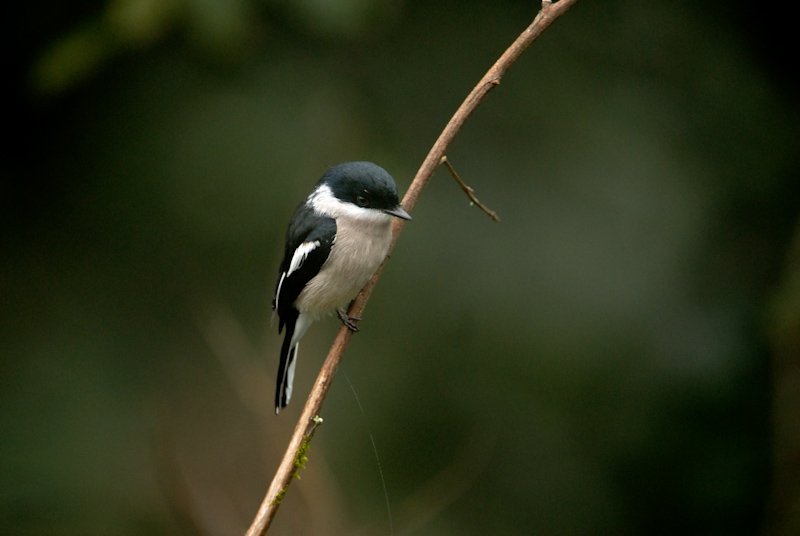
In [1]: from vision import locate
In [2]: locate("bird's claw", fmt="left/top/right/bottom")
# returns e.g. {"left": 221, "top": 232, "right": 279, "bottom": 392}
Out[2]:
{"left": 337, "top": 310, "right": 361, "bottom": 332}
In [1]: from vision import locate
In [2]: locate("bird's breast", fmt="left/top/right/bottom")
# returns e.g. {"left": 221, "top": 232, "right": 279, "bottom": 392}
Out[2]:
{"left": 295, "top": 215, "right": 393, "bottom": 317}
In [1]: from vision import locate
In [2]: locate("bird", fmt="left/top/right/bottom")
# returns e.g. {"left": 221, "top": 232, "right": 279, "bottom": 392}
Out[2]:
{"left": 272, "top": 162, "right": 411, "bottom": 414}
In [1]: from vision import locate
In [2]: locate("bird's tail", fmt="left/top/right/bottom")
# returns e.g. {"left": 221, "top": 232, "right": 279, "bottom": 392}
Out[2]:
{"left": 275, "top": 324, "right": 299, "bottom": 414}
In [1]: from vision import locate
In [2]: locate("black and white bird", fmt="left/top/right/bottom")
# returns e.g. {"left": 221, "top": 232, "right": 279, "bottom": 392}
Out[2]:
{"left": 272, "top": 162, "right": 411, "bottom": 414}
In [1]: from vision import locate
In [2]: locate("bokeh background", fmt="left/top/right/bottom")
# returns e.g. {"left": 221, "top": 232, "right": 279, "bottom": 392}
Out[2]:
{"left": 4, "top": 1, "right": 799, "bottom": 535}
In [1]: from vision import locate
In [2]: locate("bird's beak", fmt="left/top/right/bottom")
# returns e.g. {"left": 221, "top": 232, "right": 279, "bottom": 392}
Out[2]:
{"left": 384, "top": 206, "right": 412, "bottom": 220}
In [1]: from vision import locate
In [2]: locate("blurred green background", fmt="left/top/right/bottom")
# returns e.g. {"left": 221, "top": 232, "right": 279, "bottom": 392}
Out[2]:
{"left": 4, "top": 0, "right": 799, "bottom": 535}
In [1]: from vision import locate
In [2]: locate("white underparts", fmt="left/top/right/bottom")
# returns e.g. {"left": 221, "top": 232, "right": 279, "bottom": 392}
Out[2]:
{"left": 291, "top": 313, "right": 315, "bottom": 346}
{"left": 295, "top": 185, "right": 394, "bottom": 318}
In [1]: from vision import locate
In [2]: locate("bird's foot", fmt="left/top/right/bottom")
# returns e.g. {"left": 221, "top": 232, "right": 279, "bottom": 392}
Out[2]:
{"left": 337, "top": 310, "right": 361, "bottom": 332}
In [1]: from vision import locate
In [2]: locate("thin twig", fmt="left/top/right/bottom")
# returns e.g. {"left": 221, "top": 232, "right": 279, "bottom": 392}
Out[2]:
{"left": 245, "top": 1, "right": 581, "bottom": 533}
{"left": 440, "top": 156, "right": 500, "bottom": 222}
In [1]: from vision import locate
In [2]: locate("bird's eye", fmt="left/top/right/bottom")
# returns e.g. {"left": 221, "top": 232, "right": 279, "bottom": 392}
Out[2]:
{"left": 356, "top": 195, "right": 369, "bottom": 207}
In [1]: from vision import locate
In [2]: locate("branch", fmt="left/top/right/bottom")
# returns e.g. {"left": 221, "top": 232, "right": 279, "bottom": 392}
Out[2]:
{"left": 441, "top": 156, "right": 500, "bottom": 222}
{"left": 245, "top": 1, "right": 581, "bottom": 533}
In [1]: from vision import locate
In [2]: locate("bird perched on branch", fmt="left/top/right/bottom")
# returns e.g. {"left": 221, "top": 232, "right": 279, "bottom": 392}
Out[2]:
{"left": 272, "top": 162, "right": 411, "bottom": 414}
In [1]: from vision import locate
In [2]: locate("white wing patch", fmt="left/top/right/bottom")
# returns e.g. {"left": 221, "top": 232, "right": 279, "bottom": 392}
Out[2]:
{"left": 288, "top": 240, "right": 320, "bottom": 276}
{"left": 275, "top": 240, "right": 320, "bottom": 308}
{"left": 274, "top": 272, "right": 286, "bottom": 308}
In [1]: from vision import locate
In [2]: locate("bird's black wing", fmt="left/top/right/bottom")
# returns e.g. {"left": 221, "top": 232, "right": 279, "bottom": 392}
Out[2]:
{"left": 273, "top": 203, "right": 336, "bottom": 332}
